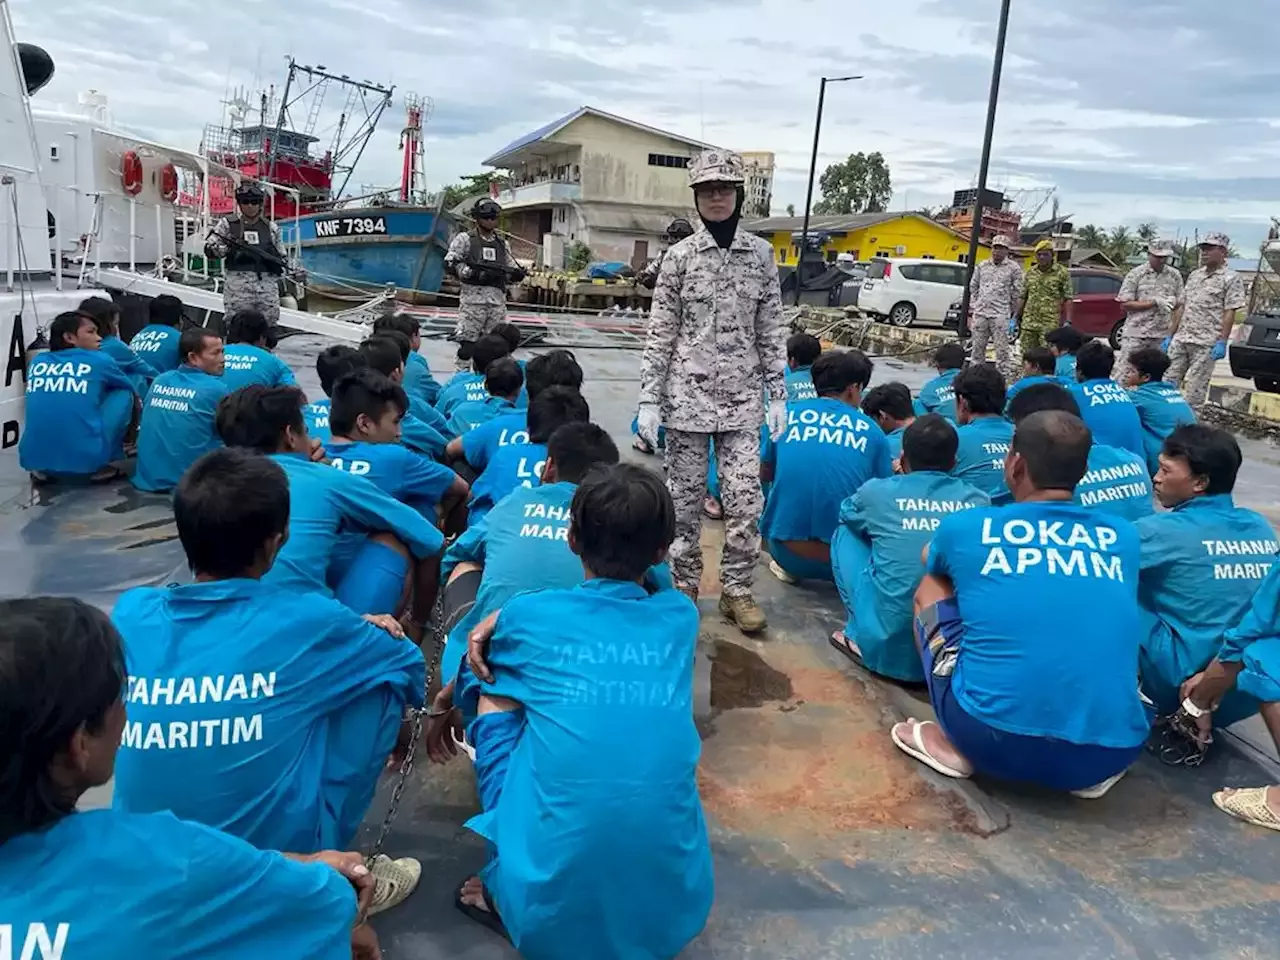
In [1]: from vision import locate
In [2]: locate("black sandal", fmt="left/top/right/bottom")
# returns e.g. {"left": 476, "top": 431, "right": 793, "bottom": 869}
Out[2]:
{"left": 454, "top": 877, "right": 510, "bottom": 942}
{"left": 828, "top": 631, "right": 866, "bottom": 668}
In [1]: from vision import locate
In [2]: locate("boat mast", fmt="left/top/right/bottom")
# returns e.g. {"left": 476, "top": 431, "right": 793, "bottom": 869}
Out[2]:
{"left": 400, "top": 94, "right": 426, "bottom": 203}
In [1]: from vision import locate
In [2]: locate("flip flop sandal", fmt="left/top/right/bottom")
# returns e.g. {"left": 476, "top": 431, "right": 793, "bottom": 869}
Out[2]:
{"left": 632, "top": 436, "right": 654, "bottom": 455}
{"left": 703, "top": 498, "right": 724, "bottom": 520}
{"left": 89, "top": 465, "right": 125, "bottom": 484}
{"left": 890, "top": 719, "right": 971, "bottom": 780}
{"left": 454, "top": 877, "right": 511, "bottom": 941}
{"left": 1213, "top": 787, "right": 1280, "bottom": 831}
{"left": 828, "top": 631, "right": 867, "bottom": 669}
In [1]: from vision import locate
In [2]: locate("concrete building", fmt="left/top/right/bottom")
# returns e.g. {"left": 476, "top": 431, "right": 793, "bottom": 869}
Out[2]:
{"left": 740, "top": 151, "right": 775, "bottom": 220}
{"left": 745, "top": 212, "right": 993, "bottom": 267}
{"left": 483, "top": 106, "right": 715, "bottom": 270}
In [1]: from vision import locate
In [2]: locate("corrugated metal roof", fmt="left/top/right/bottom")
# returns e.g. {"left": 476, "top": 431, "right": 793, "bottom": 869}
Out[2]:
{"left": 483, "top": 106, "right": 717, "bottom": 168}
{"left": 744, "top": 212, "right": 901, "bottom": 234}
{"left": 577, "top": 202, "right": 689, "bottom": 235}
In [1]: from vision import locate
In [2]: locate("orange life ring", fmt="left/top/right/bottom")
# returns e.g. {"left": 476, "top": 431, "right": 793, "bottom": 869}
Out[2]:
{"left": 121, "top": 150, "right": 143, "bottom": 196}
{"left": 159, "top": 163, "right": 178, "bottom": 202}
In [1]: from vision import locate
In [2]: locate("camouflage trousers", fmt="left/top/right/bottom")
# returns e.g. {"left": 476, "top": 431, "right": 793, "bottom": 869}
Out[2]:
{"left": 1166, "top": 339, "right": 1215, "bottom": 411}
{"left": 454, "top": 285, "right": 507, "bottom": 370}
{"left": 1018, "top": 321, "right": 1054, "bottom": 352}
{"left": 970, "top": 314, "right": 1014, "bottom": 380}
{"left": 223, "top": 272, "right": 281, "bottom": 326}
{"left": 1113, "top": 333, "right": 1166, "bottom": 387}
{"left": 665, "top": 428, "right": 763, "bottom": 598}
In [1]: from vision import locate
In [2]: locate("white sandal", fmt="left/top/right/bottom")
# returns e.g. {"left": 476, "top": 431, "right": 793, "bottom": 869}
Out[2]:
{"left": 890, "top": 719, "right": 971, "bottom": 779}
{"left": 1071, "top": 771, "right": 1125, "bottom": 800}
{"left": 1213, "top": 787, "right": 1280, "bottom": 832}
{"left": 367, "top": 853, "right": 423, "bottom": 916}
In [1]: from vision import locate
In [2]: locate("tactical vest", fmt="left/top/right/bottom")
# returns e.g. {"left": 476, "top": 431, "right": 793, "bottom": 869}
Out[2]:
{"left": 466, "top": 231, "right": 509, "bottom": 287}
{"left": 225, "top": 217, "right": 283, "bottom": 276}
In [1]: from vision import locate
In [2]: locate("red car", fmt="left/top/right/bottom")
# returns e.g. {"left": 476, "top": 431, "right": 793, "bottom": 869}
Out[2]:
{"left": 945, "top": 267, "right": 1128, "bottom": 348}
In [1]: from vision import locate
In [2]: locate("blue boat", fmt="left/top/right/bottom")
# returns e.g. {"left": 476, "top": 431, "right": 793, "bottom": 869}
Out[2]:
{"left": 278, "top": 204, "right": 454, "bottom": 302}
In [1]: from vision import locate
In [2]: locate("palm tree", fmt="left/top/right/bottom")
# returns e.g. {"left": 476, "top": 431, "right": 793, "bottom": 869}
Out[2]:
{"left": 1106, "top": 225, "right": 1135, "bottom": 264}
{"left": 1136, "top": 222, "right": 1158, "bottom": 245}
{"left": 1077, "top": 224, "right": 1105, "bottom": 248}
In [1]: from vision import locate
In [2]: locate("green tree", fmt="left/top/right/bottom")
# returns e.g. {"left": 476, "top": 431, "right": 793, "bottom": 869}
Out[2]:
{"left": 1105, "top": 225, "right": 1136, "bottom": 265}
{"left": 439, "top": 171, "right": 509, "bottom": 211}
{"left": 1136, "top": 222, "right": 1157, "bottom": 245}
{"left": 566, "top": 241, "right": 593, "bottom": 272}
{"left": 814, "top": 152, "right": 892, "bottom": 215}
{"left": 785, "top": 203, "right": 796, "bottom": 217}
{"left": 1076, "top": 224, "right": 1105, "bottom": 248}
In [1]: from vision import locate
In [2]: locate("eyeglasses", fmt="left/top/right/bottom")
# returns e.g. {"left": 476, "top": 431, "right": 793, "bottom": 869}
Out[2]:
{"left": 696, "top": 185, "right": 737, "bottom": 199}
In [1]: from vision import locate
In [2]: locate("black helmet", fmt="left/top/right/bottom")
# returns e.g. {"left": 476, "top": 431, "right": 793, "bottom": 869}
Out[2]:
{"left": 472, "top": 198, "right": 501, "bottom": 220}
{"left": 666, "top": 218, "right": 695, "bottom": 243}
{"left": 235, "top": 182, "right": 265, "bottom": 204}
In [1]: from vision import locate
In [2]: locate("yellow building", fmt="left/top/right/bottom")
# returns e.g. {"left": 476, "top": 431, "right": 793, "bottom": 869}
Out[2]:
{"left": 744, "top": 212, "right": 993, "bottom": 267}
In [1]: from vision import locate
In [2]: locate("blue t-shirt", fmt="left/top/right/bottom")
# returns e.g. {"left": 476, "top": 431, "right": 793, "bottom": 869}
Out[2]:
{"left": 19, "top": 348, "right": 136, "bottom": 475}
{"left": 436, "top": 372, "right": 487, "bottom": 416}
{"left": 404, "top": 350, "right": 441, "bottom": 406}
{"left": 409, "top": 392, "right": 454, "bottom": 439}
{"left": 1070, "top": 379, "right": 1144, "bottom": 457}
{"left": 1129, "top": 381, "right": 1196, "bottom": 476}
{"left": 1136, "top": 494, "right": 1279, "bottom": 681}
{"left": 221, "top": 344, "right": 298, "bottom": 392}
{"left": 785, "top": 365, "right": 816, "bottom": 403}
{"left": 129, "top": 324, "right": 183, "bottom": 373}
{"left": 761, "top": 397, "right": 893, "bottom": 544}
{"left": 1004, "top": 373, "right": 1069, "bottom": 413}
{"left": 325, "top": 439, "right": 457, "bottom": 514}
{"left": 951, "top": 416, "right": 1013, "bottom": 502}
{"left": 0, "top": 809, "right": 356, "bottom": 959}
{"left": 262, "top": 452, "right": 444, "bottom": 596}
{"left": 885, "top": 425, "right": 906, "bottom": 460}
{"left": 459, "top": 580, "right": 712, "bottom": 960}
{"left": 133, "top": 366, "right": 230, "bottom": 492}
{"left": 1055, "top": 353, "right": 1077, "bottom": 380}
{"left": 303, "top": 398, "right": 331, "bottom": 443}
{"left": 101, "top": 334, "right": 157, "bottom": 394}
{"left": 1074, "top": 444, "right": 1154, "bottom": 522}
{"left": 468, "top": 441, "right": 548, "bottom": 522}
{"left": 448, "top": 394, "right": 515, "bottom": 436}
{"left": 926, "top": 501, "right": 1150, "bottom": 748}
{"left": 112, "top": 579, "right": 424, "bottom": 852}
{"left": 400, "top": 411, "right": 449, "bottom": 459}
{"left": 914, "top": 368, "right": 960, "bottom": 421}
{"left": 462, "top": 410, "right": 528, "bottom": 472}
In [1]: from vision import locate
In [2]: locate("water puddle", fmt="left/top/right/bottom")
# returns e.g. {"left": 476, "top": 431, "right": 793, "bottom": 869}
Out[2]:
{"left": 695, "top": 637, "right": 794, "bottom": 736}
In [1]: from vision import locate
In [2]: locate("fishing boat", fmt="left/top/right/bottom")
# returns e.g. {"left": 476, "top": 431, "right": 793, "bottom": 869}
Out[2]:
{"left": 199, "top": 64, "right": 453, "bottom": 303}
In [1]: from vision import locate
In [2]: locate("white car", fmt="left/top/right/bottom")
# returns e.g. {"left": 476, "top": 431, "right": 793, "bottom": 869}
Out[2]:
{"left": 858, "top": 257, "right": 968, "bottom": 327}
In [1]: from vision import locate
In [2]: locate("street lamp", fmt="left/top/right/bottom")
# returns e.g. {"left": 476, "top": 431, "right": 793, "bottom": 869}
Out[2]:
{"left": 795, "top": 74, "right": 863, "bottom": 306}
{"left": 957, "top": 0, "right": 1014, "bottom": 340}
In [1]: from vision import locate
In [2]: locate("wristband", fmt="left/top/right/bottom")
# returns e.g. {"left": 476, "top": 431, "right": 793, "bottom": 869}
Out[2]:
{"left": 1181, "top": 696, "right": 1209, "bottom": 719}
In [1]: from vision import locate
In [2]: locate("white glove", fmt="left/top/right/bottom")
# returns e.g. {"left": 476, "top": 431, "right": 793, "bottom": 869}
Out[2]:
{"left": 766, "top": 398, "right": 788, "bottom": 442}
{"left": 1156, "top": 296, "right": 1177, "bottom": 313}
{"left": 636, "top": 402, "right": 661, "bottom": 448}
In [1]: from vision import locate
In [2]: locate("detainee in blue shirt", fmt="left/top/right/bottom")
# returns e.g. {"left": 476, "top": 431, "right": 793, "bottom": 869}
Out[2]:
{"left": 891, "top": 410, "right": 1150, "bottom": 798}
{"left": 436, "top": 334, "right": 513, "bottom": 418}
{"left": 20, "top": 310, "right": 137, "bottom": 483}
{"left": 762, "top": 349, "right": 893, "bottom": 583}
{"left": 1007, "top": 383, "right": 1154, "bottom": 523}
{"left": 111, "top": 449, "right": 424, "bottom": 916}
{"left": 133, "top": 327, "right": 230, "bottom": 492}
{"left": 79, "top": 295, "right": 156, "bottom": 396}
{"left": 450, "top": 349, "right": 584, "bottom": 480}
{"left": 862, "top": 382, "right": 915, "bottom": 462}
{"left": 1004, "top": 346, "right": 1064, "bottom": 412}
{"left": 1136, "top": 424, "right": 1279, "bottom": 726}
{"left": 372, "top": 313, "right": 441, "bottom": 407}
{"left": 465, "top": 386, "right": 591, "bottom": 524}
{"left": 358, "top": 335, "right": 451, "bottom": 458}
{"left": 221, "top": 308, "right": 298, "bottom": 392}
{"left": 127, "top": 292, "right": 185, "bottom": 375}
{"left": 447, "top": 355, "right": 522, "bottom": 435}
{"left": 1070, "top": 340, "right": 1144, "bottom": 456}
{"left": 427, "top": 423, "right": 629, "bottom": 749}
{"left": 304, "top": 344, "right": 366, "bottom": 444}
{"left": 1045, "top": 324, "right": 1084, "bottom": 381}
{"left": 950, "top": 362, "right": 1014, "bottom": 502}
{"left": 325, "top": 368, "right": 470, "bottom": 534}
{"left": 914, "top": 341, "right": 965, "bottom": 421}
{"left": 0, "top": 595, "right": 384, "bottom": 959}
{"left": 453, "top": 464, "right": 712, "bottom": 957}
{"left": 1123, "top": 346, "right": 1197, "bottom": 476}
{"left": 830, "top": 414, "right": 988, "bottom": 683}
{"left": 784, "top": 332, "right": 821, "bottom": 402}
{"left": 362, "top": 329, "right": 455, "bottom": 440}
{"left": 215, "top": 385, "right": 445, "bottom": 626}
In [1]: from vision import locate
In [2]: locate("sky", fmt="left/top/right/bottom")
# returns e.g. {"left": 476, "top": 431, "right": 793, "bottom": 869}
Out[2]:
{"left": 14, "top": 0, "right": 1280, "bottom": 251}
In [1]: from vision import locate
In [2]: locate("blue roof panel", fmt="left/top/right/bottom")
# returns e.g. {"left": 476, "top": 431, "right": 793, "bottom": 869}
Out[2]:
{"left": 483, "top": 107, "right": 584, "bottom": 166}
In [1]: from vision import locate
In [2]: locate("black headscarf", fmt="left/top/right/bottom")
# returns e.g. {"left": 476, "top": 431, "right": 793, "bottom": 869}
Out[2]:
{"left": 697, "top": 185, "right": 746, "bottom": 250}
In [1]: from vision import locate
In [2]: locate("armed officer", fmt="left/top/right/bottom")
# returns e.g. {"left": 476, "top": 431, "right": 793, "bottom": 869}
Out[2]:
{"left": 637, "top": 218, "right": 696, "bottom": 289}
{"left": 204, "top": 183, "right": 292, "bottom": 327}
{"left": 444, "top": 198, "right": 526, "bottom": 371}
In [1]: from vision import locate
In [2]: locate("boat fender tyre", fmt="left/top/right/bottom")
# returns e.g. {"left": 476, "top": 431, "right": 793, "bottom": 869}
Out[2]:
{"left": 121, "top": 151, "right": 144, "bottom": 196}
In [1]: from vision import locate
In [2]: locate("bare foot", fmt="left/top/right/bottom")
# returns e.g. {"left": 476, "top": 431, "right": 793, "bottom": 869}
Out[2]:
{"left": 459, "top": 876, "right": 489, "bottom": 911}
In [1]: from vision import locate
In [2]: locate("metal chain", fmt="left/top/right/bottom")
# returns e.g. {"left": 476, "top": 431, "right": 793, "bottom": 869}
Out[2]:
{"left": 365, "top": 591, "right": 446, "bottom": 866}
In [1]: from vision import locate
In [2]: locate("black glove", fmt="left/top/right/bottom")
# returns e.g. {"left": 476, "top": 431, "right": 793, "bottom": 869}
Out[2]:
{"left": 509, "top": 265, "right": 527, "bottom": 283}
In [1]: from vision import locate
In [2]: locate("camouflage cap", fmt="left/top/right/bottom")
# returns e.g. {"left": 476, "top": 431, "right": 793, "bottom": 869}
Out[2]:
{"left": 1199, "top": 231, "right": 1230, "bottom": 249}
{"left": 1147, "top": 237, "right": 1174, "bottom": 257}
{"left": 687, "top": 149, "right": 746, "bottom": 187}
{"left": 991, "top": 234, "right": 1012, "bottom": 248}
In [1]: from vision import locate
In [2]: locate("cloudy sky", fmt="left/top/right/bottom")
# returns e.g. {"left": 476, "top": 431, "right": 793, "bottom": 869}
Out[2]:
{"left": 14, "top": 0, "right": 1280, "bottom": 250}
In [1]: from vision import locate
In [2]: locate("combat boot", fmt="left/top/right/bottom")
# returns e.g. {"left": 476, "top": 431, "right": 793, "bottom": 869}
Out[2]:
{"left": 719, "top": 593, "right": 767, "bottom": 634}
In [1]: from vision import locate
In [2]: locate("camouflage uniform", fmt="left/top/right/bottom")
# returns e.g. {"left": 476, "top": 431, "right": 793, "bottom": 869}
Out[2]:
{"left": 636, "top": 251, "right": 666, "bottom": 290}
{"left": 1168, "top": 261, "right": 1246, "bottom": 410}
{"left": 639, "top": 166, "right": 786, "bottom": 601}
{"left": 205, "top": 216, "right": 288, "bottom": 326}
{"left": 1019, "top": 262, "right": 1071, "bottom": 351}
{"left": 968, "top": 255, "right": 1024, "bottom": 378}
{"left": 1114, "top": 262, "right": 1184, "bottom": 384}
{"left": 445, "top": 230, "right": 515, "bottom": 369}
